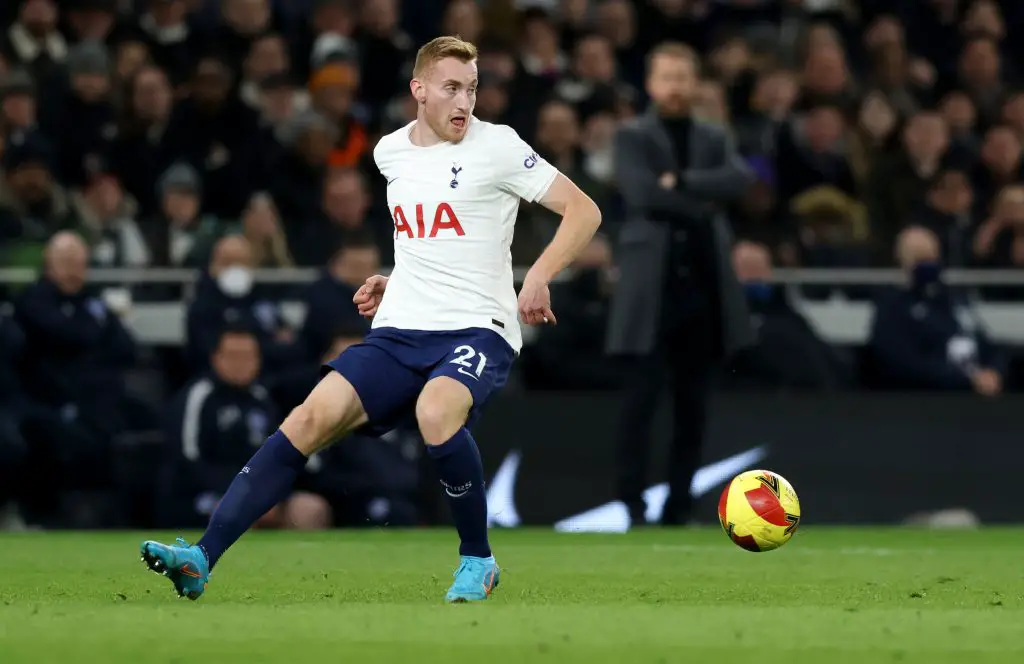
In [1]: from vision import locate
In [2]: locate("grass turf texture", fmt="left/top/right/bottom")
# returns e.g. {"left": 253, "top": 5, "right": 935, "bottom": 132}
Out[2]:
{"left": 0, "top": 528, "right": 1021, "bottom": 663}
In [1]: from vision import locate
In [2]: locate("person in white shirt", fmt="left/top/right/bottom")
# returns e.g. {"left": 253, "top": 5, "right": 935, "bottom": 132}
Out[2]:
{"left": 140, "top": 35, "right": 601, "bottom": 604}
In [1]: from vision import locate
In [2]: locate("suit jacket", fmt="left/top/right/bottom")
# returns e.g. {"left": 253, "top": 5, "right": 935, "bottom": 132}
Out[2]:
{"left": 606, "top": 110, "right": 756, "bottom": 359}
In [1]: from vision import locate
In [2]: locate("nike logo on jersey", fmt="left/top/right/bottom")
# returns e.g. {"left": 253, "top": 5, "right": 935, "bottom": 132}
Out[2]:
{"left": 387, "top": 177, "right": 398, "bottom": 185}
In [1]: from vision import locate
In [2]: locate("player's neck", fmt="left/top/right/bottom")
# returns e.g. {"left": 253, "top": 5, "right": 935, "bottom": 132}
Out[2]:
{"left": 409, "top": 117, "right": 446, "bottom": 147}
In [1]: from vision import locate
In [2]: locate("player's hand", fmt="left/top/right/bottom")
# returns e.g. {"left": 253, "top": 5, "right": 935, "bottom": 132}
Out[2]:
{"left": 353, "top": 274, "right": 388, "bottom": 319}
{"left": 518, "top": 274, "right": 557, "bottom": 326}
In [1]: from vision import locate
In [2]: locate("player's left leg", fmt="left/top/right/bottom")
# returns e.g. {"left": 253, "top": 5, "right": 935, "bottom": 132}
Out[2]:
{"left": 417, "top": 377, "right": 499, "bottom": 603}
{"left": 420, "top": 330, "right": 515, "bottom": 603}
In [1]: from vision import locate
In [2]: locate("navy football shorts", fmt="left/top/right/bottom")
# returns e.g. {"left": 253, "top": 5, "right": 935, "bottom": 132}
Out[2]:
{"left": 322, "top": 326, "right": 515, "bottom": 436}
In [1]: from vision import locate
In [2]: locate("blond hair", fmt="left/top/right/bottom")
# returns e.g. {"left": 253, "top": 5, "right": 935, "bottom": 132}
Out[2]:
{"left": 413, "top": 36, "right": 478, "bottom": 78}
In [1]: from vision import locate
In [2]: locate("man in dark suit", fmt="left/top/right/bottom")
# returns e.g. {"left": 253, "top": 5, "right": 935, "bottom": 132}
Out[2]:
{"left": 607, "top": 42, "right": 755, "bottom": 527}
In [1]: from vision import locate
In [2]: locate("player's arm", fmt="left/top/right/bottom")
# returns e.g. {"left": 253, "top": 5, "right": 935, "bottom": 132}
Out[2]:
{"left": 519, "top": 174, "right": 602, "bottom": 325}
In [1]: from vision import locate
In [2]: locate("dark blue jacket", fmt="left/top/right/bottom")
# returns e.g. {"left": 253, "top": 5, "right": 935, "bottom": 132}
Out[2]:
{"left": 163, "top": 374, "right": 278, "bottom": 496}
{"left": 185, "top": 273, "right": 299, "bottom": 373}
{"left": 0, "top": 306, "right": 25, "bottom": 406}
{"left": 868, "top": 283, "right": 1005, "bottom": 390}
{"left": 14, "top": 278, "right": 136, "bottom": 431}
{"left": 299, "top": 271, "right": 367, "bottom": 361}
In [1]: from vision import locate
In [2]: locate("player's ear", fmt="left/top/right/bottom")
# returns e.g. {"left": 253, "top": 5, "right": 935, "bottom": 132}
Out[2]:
{"left": 411, "top": 79, "right": 426, "bottom": 105}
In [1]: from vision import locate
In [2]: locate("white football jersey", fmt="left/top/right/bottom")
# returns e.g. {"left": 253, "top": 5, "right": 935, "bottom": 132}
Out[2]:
{"left": 371, "top": 117, "right": 559, "bottom": 352}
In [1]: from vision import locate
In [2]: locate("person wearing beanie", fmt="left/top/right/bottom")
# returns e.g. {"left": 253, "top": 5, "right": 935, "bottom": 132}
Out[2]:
{"left": 308, "top": 59, "right": 369, "bottom": 169}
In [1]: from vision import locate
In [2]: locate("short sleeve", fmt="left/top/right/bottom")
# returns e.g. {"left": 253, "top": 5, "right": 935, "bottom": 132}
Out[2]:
{"left": 493, "top": 126, "right": 559, "bottom": 202}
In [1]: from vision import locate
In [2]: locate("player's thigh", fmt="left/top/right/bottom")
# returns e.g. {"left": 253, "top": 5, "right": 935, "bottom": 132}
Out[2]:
{"left": 281, "top": 371, "right": 369, "bottom": 455}
{"left": 418, "top": 331, "right": 516, "bottom": 443}
{"left": 318, "top": 335, "right": 425, "bottom": 438}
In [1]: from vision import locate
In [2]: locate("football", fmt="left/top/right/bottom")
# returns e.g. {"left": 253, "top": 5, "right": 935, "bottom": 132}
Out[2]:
{"left": 718, "top": 470, "right": 801, "bottom": 552}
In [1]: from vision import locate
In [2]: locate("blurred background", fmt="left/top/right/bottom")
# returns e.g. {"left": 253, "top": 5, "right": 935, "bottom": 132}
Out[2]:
{"left": 0, "top": 0, "right": 1021, "bottom": 533}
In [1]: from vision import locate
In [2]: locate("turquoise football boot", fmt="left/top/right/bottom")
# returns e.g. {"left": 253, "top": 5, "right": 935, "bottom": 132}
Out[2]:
{"left": 445, "top": 555, "right": 500, "bottom": 603}
{"left": 140, "top": 537, "right": 210, "bottom": 600}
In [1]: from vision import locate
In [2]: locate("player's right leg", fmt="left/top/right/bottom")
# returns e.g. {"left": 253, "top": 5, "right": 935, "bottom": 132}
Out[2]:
{"left": 140, "top": 371, "right": 367, "bottom": 599}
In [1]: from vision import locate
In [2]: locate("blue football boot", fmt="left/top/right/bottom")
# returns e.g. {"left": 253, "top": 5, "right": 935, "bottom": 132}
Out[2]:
{"left": 445, "top": 555, "right": 500, "bottom": 603}
{"left": 140, "top": 537, "right": 210, "bottom": 600}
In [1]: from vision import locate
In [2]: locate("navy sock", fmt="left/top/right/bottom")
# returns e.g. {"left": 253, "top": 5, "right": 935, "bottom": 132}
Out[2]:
{"left": 197, "top": 430, "right": 307, "bottom": 569}
{"left": 426, "top": 428, "right": 491, "bottom": 558}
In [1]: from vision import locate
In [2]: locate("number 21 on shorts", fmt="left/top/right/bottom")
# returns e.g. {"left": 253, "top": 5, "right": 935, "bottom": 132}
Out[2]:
{"left": 449, "top": 345, "right": 487, "bottom": 380}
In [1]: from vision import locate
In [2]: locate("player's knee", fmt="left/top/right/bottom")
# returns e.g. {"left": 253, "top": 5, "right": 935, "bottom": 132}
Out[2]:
{"left": 415, "top": 397, "right": 466, "bottom": 445}
{"left": 285, "top": 492, "right": 332, "bottom": 530}
{"left": 280, "top": 404, "right": 325, "bottom": 454}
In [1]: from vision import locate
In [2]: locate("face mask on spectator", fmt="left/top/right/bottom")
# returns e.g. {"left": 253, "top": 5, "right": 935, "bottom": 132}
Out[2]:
{"left": 911, "top": 261, "right": 943, "bottom": 288}
{"left": 744, "top": 282, "right": 774, "bottom": 302}
{"left": 217, "top": 265, "right": 254, "bottom": 298}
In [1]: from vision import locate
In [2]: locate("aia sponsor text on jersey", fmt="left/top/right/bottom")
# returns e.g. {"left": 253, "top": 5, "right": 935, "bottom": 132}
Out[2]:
{"left": 392, "top": 202, "right": 465, "bottom": 239}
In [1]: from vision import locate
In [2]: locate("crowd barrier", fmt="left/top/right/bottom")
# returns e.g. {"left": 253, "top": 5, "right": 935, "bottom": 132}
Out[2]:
{"left": 3, "top": 268, "right": 1024, "bottom": 345}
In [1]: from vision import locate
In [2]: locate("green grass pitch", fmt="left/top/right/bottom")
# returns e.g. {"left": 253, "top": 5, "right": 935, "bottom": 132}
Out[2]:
{"left": 1, "top": 528, "right": 1022, "bottom": 663}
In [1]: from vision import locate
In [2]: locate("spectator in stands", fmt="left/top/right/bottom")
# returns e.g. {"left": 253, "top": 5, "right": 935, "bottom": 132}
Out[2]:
{"left": 241, "top": 192, "right": 293, "bottom": 268}
{"left": 71, "top": 165, "right": 149, "bottom": 269}
{"left": 160, "top": 325, "right": 330, "bottom": 529}
{"left": 940, "top": 90, "right": 979, "bottom": 155}
{"left": 185, "top": 234, "right": 297, "bottom": 374}
{"left": 137, "top": 0, "right": 205, "bottom": 86}
{"left": 110, "top": 64, "right": 178, "bottom": 217}
{"left": 55, "top": 40, "right": 117, "bottom": 188}
{"left": 269, "top": 109, "right": 335, "bottom": 226}
{"left": 972, "top": 184, "right": 1024, "bottom": 274}
{"left": 733, "top": 68, "right": 799, "bottom": 158}
{"left": 556, "top": 33, "right": 634, "bottom": 123}
{"left": 848, "top": 92, "right": 899, "bottom": 190}
{"left": 354, "top": 0, "right": 414, "bottom": 112}
{"left": 0, "top": 68, "right": 39, "bottom": 135}
{"left": 958, "top": 36, "right": 1004, "bottom": 126}
{"left": 292, "top": 1, "right": 356, "bottom": 84}
{"left": 254, "top": 70, "right": 305, "bottom": 133}
{"left": 65, "top": 0, "right": 120, "bottom": 46}
{"left": 0, "top": 0, "right": 67, "bottom": 88}
{"left": 143, "top": 162, "right": 223, "bottom": 268}
{"left": 0, "top": 304, "right": 28, "bottom": 529}
{"left": 522, "top": 234, "right": 620, "bottom": 390}
{"left": 299, "top": 232, "right": 376, "bottom": 362}
{"left": 775, "top": 100, "right": 857, "bottom": 210}
{"left": 441, "top": 0, "right": 483, "bottom": 49}
{"left": 517, "top": 8, "right": 569, "bottom": 108}
{"left": 216, "top": 0, "right": 278, "bottom": 69}
{"left": 15, "top": 232, "right": 136, "bottom": 503}
{"left": 868, "top": 226, "right": 1005, "bottom": 394}
{"left": 0, "top": 130, "right": 73, "bottom": 269}
{"left": 514, "top": 98, "right": 610, "bottom": 263}
{"left": 174, "top": 53, "right": 264, "bottom": 219}
{"left": 309, "top": 58, "right": 369, "bottom": 170}
{"left": 788, "top": 185, "right": 873, "bottom": 268}
{"left": 111, "top": 38, "right": 150, "bottom": 99}
{"left": 293, "top": 167, "right": 376, "bottom": 266}
{"left": 912, "top": 168, "right": 975, "bottom": 267}
{"left": 473, "top": 70, "right": 511, "bottom": 125}
{"left": 799, "top": 39, "right": 857, "bottom": 108}
{"left": 240, "top": 33, "right": 292, "bottom": 111}
{"left": 727, "top": 240, "right": 850, "bottom": 390}
{"left": 974, "top": 124, "right": 1023, "bottom": 208}
{"left": 869, "top": 111, "right": 951, "bottom": 250}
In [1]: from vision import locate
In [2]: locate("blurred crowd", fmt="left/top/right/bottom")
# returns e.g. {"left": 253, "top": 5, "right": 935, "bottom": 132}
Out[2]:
{"left": 2, "top": 0, "right": 1024, "bottom": 529}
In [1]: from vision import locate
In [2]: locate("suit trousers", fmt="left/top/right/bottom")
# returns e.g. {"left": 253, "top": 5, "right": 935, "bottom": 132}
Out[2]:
{"left": 615, "top": 310, "right": 714, "bottom": 525}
